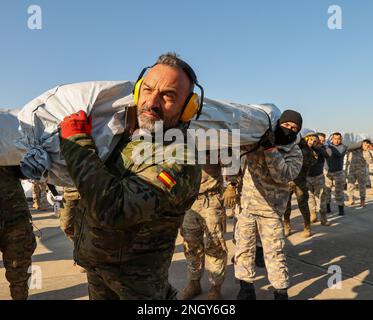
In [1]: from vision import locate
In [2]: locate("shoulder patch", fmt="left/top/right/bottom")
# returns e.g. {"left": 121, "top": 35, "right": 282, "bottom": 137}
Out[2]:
{"left": 157, "top": 171, "right": 177, "bottom": 190}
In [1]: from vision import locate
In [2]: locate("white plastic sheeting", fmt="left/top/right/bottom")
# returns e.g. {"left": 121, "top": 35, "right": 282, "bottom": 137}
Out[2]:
{"left": 0, "top": 109, "right": 26, "bottom": 166}
{"left": 189, "top": 100, "right": 281, "bottom": 149}
{"left": 12, "top": 81, "right": 282, "bottom": 186}
{"left": 16, "top": 81, "right": 135, "bottom": 186}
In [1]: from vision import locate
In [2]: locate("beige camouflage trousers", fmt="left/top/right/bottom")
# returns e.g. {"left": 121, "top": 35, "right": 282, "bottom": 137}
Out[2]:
{"left": 59, "top": 188, "right": 80, "bottom": 241}
{"left": 307, "top": 174, "right": 327, "bottom": 214}
{"left": 234, "top": 212, "right": 289, "bottom": 290}
{"left": 347, "top": 168, "right": 367, "bottom": 201}
{"left": 32, "top": 182, "right": 47, "bottom": 210}
{"left": 324, "top": 171, "right": 346, "bottom": 206}
{"left": 181, "top": 194, "right": 227, "bottom": 286}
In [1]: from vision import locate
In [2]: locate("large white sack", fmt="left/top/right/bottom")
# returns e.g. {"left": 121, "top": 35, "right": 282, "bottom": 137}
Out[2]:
{"left": 189, "top": 99, "right": 281, "bottom": 149}
{"left": 17, "top": 81, "right": 135, "bottom": 186}
{"left": 0, "top": 109, "right": 26, "bottom": 166}
{"left": 16, "top": 80, "right": 281, "bottom": 187}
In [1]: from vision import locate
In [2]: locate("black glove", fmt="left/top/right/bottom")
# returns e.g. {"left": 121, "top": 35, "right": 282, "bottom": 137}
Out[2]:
{"left": 260, "top": 129, "right": 276, "bottom": 150}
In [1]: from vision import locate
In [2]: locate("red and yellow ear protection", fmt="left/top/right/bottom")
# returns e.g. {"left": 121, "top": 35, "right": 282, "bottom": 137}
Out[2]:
{"left": 133, "top": 64, "right": 204, "bottom": 123}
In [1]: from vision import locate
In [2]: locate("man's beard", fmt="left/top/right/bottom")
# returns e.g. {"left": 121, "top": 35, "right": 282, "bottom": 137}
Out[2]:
{"left": 137, "top": 105, "right": 178, "bottom": 133}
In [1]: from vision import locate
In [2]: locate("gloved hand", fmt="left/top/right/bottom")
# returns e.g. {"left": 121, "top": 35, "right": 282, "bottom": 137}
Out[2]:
{"left": 260, "top": 128, "right": 276, "bottom": 150}
{"left": 60, "top": 110, "right": 92, "bottom": 140}
{"left": 223, "top": 184, "right": 237, "bottom": 208}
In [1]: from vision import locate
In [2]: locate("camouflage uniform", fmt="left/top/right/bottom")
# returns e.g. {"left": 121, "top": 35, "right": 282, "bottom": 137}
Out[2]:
{"left": 347, "top": 147, "right": 373, "bottom": 202}
{"left": 32, "top": 181, "right": 48, "bottom": 210}
{"left": 181, "top": 159, "right": 227, "bottom": 287}
{"left": 61, "top": 130, "right": 201, "bottom": 300}
{"left": 235, "top": 142, "right": 303, "bottom": 290}
{"left": 324, "top": 171, "right": 346, "bottom": 206}
{"left": 284, "top": 142, "right": 318, "bottom": 226}
{"left": 307, "top": 174, "right": 326, "bottom": 214}
{"left": 59, "top": 187, "right": 80, "bottom": 241}
{"left": 0, "top": 166, "right": 37, "bottom": 300}
{"left": 307, "top": 145, "right": 329, "bottom": 215}
{"left": 324, "top": 144, "right": 347, "bottom": 207}
{"left": 368, "top": 151, "right": 373, "bottom": 189}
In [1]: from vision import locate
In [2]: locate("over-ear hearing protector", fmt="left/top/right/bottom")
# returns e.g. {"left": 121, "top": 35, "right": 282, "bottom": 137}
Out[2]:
{"left": 133, "top": 64, "right": 204, "bottom": 123}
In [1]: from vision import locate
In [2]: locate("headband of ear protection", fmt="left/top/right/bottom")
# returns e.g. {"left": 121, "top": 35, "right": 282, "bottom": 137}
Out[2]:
{"left": 133, "top": 63, "right": 204, "bottom": 123}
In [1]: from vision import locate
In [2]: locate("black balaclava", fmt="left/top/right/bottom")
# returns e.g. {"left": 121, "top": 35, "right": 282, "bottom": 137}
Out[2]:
{"left": 274, "top": 110, "right": 303, "bottom": 146}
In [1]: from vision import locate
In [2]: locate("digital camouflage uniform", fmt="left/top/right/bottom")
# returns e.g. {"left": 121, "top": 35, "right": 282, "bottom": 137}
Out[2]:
{"left": 324, "top": 144, "right": 347, "bottom": 207}
{"left": 306, "top": 145, "right": 329, "bottom": 215}
{"left": 235, "top": 142, "right": 303, "bottom": 290}
{"left": 59, "top": 187, "right": 80, "bottom": 241}
{"left": 181, "top": 157, "right": 227, "bottom": 287}
{"left": 284, "top": 142, "right": 318, "bottom": 226}
{"left": 0, "top": 166, "right": 37, "bottom": 300}
{"left": 32, "top": 181, "right": 48, "bottom": 210}
{"left": 368, "top": 151, "right": 373, "bottom": 189}
{"left": 325, "top": 171, "right": 346, "bottom": 206}
{"left": 61, "top": 130, "right": 201, "bottom": 300}
{"left": 307, "top": 174, "right": 326, "bottom": 214}
{"left": 347, "top": 146, "right": 373, "bottom": 203}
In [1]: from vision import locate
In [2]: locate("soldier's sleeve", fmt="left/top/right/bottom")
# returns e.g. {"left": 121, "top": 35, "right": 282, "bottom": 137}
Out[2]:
{"left": 325, "top": 146, "right": 333, "bottom": 157}
{"left": 221, "top": 151, "right": 241, "bottom": 186}
{"left": 346, "top": 151, "right": 352, "bottom": 169}
{"left": 60, "top": 134, "right": 201, "bottom": 230}
{"left": 348, "top": 142, "right": 362, "bottom": 152}
{"left": 263, "top": 145, "right": 303, "bottom": 184}
{"left": 363, "top": 150, "right": 373, "bottom": 164}
{"left": 316, "top": 146, "right": 330, "bottom": 159}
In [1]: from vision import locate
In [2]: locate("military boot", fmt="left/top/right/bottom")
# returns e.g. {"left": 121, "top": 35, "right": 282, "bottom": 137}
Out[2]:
{"left": 180, "top": 280, "right": 202, "bottom": 300}
{"left": 207, "top": 285, "right": 222, "bottom": 300}
{"left": 274, "top": 289, "right": 288, "bottom": 300}
{"left": 236, "top": 280, "right": 256, "bottom": 300}
{"left": 326, "top": 203, "right": 331, "bottom": 213}
{"left": 359, "top": 199, "right": 366, "bottom": 208}
{"left": 10, "top": 286, "right": 29, "bottom": 300}
{"left": 338, "top": 205, "right": 345, "bottom": 216}
{"left": 301, "top": 224, "right": 312, "bottom": 238}
{"left": 320, "top": 212, "right": 331, "bottom": 226}
{"left": 284, "top": 220, "right": 291, "bottom": 237}
{"left": 310, "top": 209, "right": 318, "bottom": 223}
{"left": 255, "top": 246, "right": 265, "bottom": 268}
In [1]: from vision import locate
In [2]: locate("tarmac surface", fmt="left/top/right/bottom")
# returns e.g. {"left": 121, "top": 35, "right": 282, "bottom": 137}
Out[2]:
{"left": 1, "top": 189, "right": 373, "bottom": 300}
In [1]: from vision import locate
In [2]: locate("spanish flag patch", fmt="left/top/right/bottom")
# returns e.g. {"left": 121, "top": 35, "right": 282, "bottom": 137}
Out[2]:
{"left": 157, "top": 171, "right": 177, "bottom": 190}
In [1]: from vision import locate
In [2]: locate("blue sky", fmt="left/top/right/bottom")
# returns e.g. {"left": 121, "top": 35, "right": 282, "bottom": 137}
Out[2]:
{"left": 1, "top": 0, "right": 372, "bottom": 135}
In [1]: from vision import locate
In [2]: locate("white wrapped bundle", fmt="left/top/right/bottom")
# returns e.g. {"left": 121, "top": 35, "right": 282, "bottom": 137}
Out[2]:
{"left": 189, "top": 99, "right": 281, "bottom": 150}
{"left": 16, "top": 80, "right": 281, "bottom": 186}
{"left": 16, "top": 81, "right": 135, "bottom": 186}
{"left": 0, "top": 109, "right": 26, "bottom": 166}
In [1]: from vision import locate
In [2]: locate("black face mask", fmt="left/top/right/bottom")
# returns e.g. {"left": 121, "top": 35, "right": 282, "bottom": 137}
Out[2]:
{"left": 275, "top": 124, "right": 298, "bottom": 145}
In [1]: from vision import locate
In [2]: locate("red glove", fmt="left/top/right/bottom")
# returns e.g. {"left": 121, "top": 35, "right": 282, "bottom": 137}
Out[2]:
{"left": 60, "top": 110, "right": 92, "bottom": 140}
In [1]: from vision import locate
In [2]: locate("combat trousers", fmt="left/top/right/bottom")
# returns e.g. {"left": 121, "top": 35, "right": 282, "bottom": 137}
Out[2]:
{"left": 234, "top": 211, "right": 289, "bottom": 290}
{"left": 307, "top": 174, "right": 326, "bottom": 214}
{"left": 32, "top": 182, "right": 47, "bottom": 209}
{"left": 284, "top": 182, "right": 311, "bottom": 225}
{"left": 324, "top": 171, "right": 346, "bottom": 206}
{"left": 86, "top": 268, "right": 178, "bottom": 300}
{"left": 59, "top": 188, "right": 80, "bottom": 241}
{"left": 0, "top": 222, "right": 36, "bottom": 300}
{"left": 347, "top": 168, "right": 367, "bottom": 201}
{"left": 181, "top": 194, "right": 227, "bottom": 286}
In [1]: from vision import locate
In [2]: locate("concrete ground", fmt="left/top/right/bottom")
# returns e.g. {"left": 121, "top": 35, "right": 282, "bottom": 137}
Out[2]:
{"left": 1, "top": 190, "right": 373, "bottom": 300}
